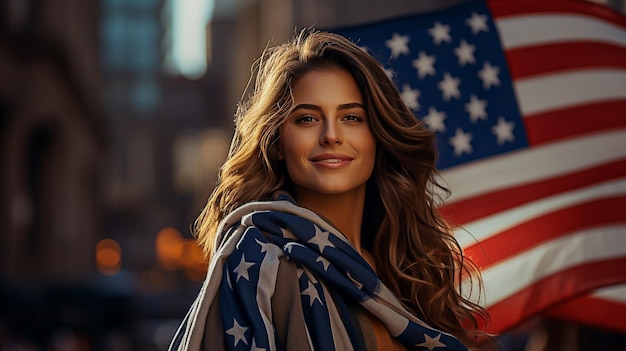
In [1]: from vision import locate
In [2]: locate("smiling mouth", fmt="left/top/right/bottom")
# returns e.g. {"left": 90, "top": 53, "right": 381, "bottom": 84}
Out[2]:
{"left": 315, "top": 158, "right": 345, "bottom": 163}
{"left": 311, "top": 157, "right": 353, "bottom": 169}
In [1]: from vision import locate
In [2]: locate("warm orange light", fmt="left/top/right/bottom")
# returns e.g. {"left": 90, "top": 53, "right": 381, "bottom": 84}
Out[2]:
{"left": 96, "top": 238, "right": 122, "bottom": 275}
{"left": 156, "top": 227, "right": 184, "bottom": 270}
{"left": 155, "top": 227, "right": 207, "bottom": 280}
{"left": 181, "top": 239, "right": 207, "bottom": 281}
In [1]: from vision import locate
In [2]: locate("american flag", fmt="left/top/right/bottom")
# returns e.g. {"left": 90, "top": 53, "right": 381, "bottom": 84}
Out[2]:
{"left": 335, "top": 0, "right": 626, "bottom": 333}
{"left": 169, "top": 197, "right": 471, "bottom": 351}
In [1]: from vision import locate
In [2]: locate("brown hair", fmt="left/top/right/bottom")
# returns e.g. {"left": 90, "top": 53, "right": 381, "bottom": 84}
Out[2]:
{"left": 195, "top": 29, "right": 489, "bottom": 347}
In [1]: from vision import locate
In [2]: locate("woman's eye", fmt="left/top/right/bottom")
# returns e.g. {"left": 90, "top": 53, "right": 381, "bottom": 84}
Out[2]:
{"left": 295, "top": 115, "right": 316, "bottom": 124}
{"left": 343, "top": 113, "right": 363, "bottom": 122}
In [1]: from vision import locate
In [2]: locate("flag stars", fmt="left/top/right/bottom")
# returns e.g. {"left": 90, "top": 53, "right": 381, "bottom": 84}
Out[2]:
{"left": 449, "top": 128, "right": 473, "bottom": 156}
{"left": 226, "top": 319, "right": 249, "bottom": 347}
{"left": 316, "top": 256, "right": 331, "bottom": 271}
{"left": 386, "top": 33, "right": 410, "bottom": 58}
{"left": 478, "top": 62, "right": 501, "bottom": 89}
{"left": 428, "top": 22, "right": 452, "bottom": 45}
{"left": 416, "top": 333, "right": 446, "bottom": 350}
{"left": 465, "top": 95, "right": 488, "bottom": 123}
{"left": 401, "top": 84, "right": 421, "bottom": 110}
{"left": 492, "top": 117, "right": 516, "bottom": 145}
{"left": 412, "top": 51, "right": 436, "bottom": 79}
{"left": 438, "top": 73, "right": 461, "bottom": 101}
{"left": 454, "top": 39, "right": 476, "bottom": 66}
{"left": 233, "top": 254, "right": 255, "bottom": 282}
{"left": 466, "top": 12, "right": 490, "bottom": 34}
{"left": 422, "top": 107, "right": 447, "bottom": 133}
{"left": 308, "top": 226, "right": 335, "bottom": 254}
{"left": 301, "top": 281, "right": 322, "bottom": 306}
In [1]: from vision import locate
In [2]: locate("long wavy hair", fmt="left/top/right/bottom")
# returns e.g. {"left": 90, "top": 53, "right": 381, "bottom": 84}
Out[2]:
{"left": 195, "top": 29, "right": 489, "bottom": 347}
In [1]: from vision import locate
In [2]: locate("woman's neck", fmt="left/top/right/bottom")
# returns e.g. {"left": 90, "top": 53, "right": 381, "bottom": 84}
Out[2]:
{"left": 294, "top": 187, "right": 366, "bottom": 253}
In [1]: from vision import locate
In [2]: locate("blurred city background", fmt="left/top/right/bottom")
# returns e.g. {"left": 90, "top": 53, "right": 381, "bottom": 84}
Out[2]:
{"left": 1, "top": 0, "right": 625, "bottom": 350}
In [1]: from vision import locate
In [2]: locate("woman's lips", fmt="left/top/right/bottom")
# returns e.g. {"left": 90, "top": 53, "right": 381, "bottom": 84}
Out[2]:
{"left": 310, "top": 154, "right": 353, "bottom": 168}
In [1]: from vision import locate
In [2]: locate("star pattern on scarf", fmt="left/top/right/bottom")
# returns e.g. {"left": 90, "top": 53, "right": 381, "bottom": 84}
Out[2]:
{"left": 234, "top": 254, "right": 255, "bottom": 282}
{"left": 226, "top": 318, "right": 249, "bottom": 347}
{"left": 416, "top": 333, "right": 446, "bottom": 350}
{"left": 308, "top": 226, "right": 335, "bottom": 254}
{"left": 206, "top": 197, "right": 470, "bottom": 351}
{"left": 301, "top": 280, "right": 323, "bottom": 306}
{"left": 316, "top": 256, "right": 330, "bottom": 271}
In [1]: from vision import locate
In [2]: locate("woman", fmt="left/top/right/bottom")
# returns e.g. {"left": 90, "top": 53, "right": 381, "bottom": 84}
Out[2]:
{"left": 170, "top": 29, "right": 489, "bottom": 351}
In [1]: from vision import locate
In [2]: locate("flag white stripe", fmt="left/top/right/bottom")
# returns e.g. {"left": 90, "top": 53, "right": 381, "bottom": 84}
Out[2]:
{"left": 514, "top": 69, "right": 626, "bottom": 116}
{"left": 496, "top": 14, "right": 626, "bottom": 49}
{"left": 456, "top": 177, "right": 626, "bottom": 247}
{"left": 480, "top": 224, "right": 626, "bottom": 307}
{"left": 440, "top": 129, "right": 626, "bottom": 204}
{"left": 256, "top": 243, "right": 283, "bottom": 351}
{"left": 593, "top": 284, "right": 626, "bottom": 304}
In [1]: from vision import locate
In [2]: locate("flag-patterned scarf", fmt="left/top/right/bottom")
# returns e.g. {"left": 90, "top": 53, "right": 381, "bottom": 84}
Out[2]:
{"left": 169, "top": 193, "right": 469, "bottom": 351}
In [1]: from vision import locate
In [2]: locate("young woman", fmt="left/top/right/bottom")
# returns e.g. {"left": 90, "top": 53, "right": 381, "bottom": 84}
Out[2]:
{"left": 170, "top": 29, "right": 489, "bottom": 351}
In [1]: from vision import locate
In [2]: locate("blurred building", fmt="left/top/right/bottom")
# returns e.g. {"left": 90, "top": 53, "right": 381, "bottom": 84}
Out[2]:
{"left": 0, "top": 0, "right": 126, "bottom": 348}
{"left": 0, "top": 0, "right": 103, "bottom": 280}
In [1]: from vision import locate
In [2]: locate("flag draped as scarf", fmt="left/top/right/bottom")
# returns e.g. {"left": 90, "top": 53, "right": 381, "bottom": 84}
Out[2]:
{"left": 169, "top": 193, "right": 468, "bottom": 351}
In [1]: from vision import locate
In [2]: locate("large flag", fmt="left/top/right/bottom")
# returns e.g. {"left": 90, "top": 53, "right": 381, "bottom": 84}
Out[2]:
{"left": 334, "top": 0, "right": 626, "bottom": 334}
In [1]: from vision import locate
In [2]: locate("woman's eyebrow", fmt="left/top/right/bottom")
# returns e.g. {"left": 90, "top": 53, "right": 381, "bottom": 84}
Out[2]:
{"left": 338, "top": 102, "right": 365, "bottom": 110}
{"left": 292, "top": 103, "right": 322, "bottom": 112}
{"left": 292, "top": 102, "right": 365, "bottom": 111}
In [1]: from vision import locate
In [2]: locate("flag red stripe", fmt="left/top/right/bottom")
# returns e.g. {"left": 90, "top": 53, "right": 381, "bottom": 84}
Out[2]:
{"left": 506, "top": 42, "right": 626, "bottom": 79}
{"left": 440, "top": 159, "right": 626, "bottom": 225}
{"left": 468, "top": 0, "right": 626, "bottom": 333}
{"left": 464, "top": 196, "right": 626, "bottom": 269}
{"left": 488, "top": 0, "right": 626, "bottom": 29}
{"left": 544, "top": 294, "right": 626, "bottom": 333}
{"left": 482, "top": 257, "right": 626, "bottom": 332}
{"left": 524, "top": 101, "right": 626, "bottom": 145}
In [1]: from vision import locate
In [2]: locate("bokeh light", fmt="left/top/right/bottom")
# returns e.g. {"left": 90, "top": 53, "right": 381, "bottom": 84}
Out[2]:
{"left": 155, "top": 227, "right": 184, "bottom": 270}
{"left": 155, "top": 226, "right": 206, "bottom": 281}
{"left": 96, "top": 238, "right": 122, "bottom": 276}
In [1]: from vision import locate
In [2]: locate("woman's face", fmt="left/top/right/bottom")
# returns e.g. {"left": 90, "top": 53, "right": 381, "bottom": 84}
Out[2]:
{"left": 279, "top": 67, "right": 376, "bottom": 198}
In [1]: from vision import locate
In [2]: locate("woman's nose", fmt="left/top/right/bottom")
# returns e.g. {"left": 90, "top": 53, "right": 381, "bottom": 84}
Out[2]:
{"left": 319, "top": 121, "right": 343, "bottom": 145}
